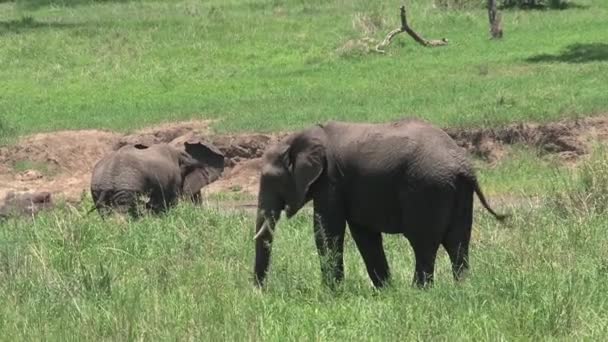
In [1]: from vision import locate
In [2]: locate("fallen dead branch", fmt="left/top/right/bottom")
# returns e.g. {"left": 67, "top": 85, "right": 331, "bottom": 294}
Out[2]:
{"left": 375, "top": 5, "right": 448, "bottom": 53}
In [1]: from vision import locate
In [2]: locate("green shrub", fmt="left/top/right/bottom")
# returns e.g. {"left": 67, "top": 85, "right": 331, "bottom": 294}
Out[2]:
{"left": 501, "top": 0, "right": 572, "bottom": 9}
{"left": 434, "top": 0, "right": 572, "bottom": 10}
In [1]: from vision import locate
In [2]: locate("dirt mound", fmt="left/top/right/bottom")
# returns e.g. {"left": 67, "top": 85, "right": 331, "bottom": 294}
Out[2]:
{"left": 445, "top": 117, "right": 608, "bottom": 163}
{"left": 207, "top": 158, "right": 263, "bottom": 194}
{"left": 210, "top": 133, "right": 287, "bottom": 167}
{"left": 114, "top": 120, "right": 213, "bottom": 149}
{"left": 0, "top": 130, "right": 120, "bottom": 173}
{"left": 0, "top": 120, "right": 219, "bottom": 202}
{"left": 1, "top": 116, "right": 608, "bottom": 204}
{"left": 0, "top": 130, "right": 120, "bottom": 201}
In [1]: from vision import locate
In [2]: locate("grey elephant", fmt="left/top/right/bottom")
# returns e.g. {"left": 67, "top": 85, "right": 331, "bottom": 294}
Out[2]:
{"left": 253, "top": 119, "right": 506, "bottom": 289}
{"left": 90, "top": 138, "right": 224, "bottom": 216}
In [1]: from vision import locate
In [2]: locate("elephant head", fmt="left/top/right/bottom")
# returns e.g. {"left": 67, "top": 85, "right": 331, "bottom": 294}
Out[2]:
{"left": 253, "top": 127, "right": 327, "bottom": 285}
{"left": 173, "top": 138, "right": 225, "bottom": 202}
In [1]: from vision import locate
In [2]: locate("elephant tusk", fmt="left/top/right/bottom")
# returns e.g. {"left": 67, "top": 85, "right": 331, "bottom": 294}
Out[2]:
{"left": 253, "top": 220, "right": 274, "bottom": 240}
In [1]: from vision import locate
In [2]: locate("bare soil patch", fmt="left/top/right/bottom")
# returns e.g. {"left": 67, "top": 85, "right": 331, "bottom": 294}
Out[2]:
{"left": 445, "top": 116, "right": 608, "bottom": 163}
{"left": 1, "top": 116, "right": 607, "bottom": 206}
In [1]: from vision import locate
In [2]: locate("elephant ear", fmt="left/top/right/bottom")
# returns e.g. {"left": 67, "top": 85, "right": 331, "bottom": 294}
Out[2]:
{"left": 180, "top": 139, "right": 225, "bottom": 200}
{"left": 288, "top": 137, "right": 325, "bottom": 215}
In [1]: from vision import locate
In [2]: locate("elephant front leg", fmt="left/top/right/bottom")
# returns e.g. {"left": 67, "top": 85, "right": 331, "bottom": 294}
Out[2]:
{"left": 313, "top": 199, "right": 346, "bottom": 288}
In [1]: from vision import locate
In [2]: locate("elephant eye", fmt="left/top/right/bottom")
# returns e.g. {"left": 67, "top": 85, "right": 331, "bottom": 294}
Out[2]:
{"left": 261, "top": 164, "right": 284, "bottom": 178}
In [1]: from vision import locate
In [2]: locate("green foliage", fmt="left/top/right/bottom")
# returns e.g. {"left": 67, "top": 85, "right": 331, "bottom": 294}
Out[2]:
{"left": 11, "top": 159, "right": 57, "bottom": 176}
{"left": 0, "top": 187, "right": 607, "bottom": 339}
{"left": 0, "top": 1, "right": 606, "bottom": 339}
{"left": 501, "top": 0, "right": 575, "bottom": 9}
{"left": 0, "top": 0, "right": 606, "bottom": 136}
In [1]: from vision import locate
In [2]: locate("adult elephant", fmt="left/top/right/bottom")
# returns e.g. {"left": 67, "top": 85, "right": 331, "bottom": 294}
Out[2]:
{"left": 90, "top": 138, "right": 224, "bottom": 216}
{"left": 253, "top": 119, "right": 507, "bottom": 289}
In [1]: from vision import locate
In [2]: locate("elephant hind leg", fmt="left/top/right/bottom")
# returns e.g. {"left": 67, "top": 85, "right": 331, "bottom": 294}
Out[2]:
{"left": 409, "top": 239, "right": 441, "bottom": 288}
{"left": 91, "top": 189, "right": 113, "bottom": 217}
{"left": 442, "top": 181, "right": 474, "bottom": 281}
{"left": 400, "top": 186, "right": 453, "bottom": 288}
{"left": 349, "top": 225, "right": 391, "bottom": 288}
{"left": 147, "top": 187, "right": 177, "bottom": 214}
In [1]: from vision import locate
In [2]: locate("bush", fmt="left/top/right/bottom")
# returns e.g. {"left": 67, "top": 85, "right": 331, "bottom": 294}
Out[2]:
{"left": 501, "top": 0, "right": 572, "bottom": 9}
{"left": 433, "top": 0, "right": 572, "bottom": 10}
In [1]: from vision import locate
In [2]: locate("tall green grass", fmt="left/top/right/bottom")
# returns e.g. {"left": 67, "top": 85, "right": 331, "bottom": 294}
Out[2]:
{"left": 1, "top": 151, "right": 607, "bottom": 339}
{"left": 0, "top": 0, "right": 607, "bottom": 138}
{"left": 0, "top": 1, "right": 607, "bottom": 337}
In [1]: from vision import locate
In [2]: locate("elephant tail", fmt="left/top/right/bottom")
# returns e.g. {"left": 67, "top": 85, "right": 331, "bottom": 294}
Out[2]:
{"left": 86, "top": 205, "right": 97, "bottom": 216}
{"left": 471, "top": 177, "right": 509, "bottom": 221}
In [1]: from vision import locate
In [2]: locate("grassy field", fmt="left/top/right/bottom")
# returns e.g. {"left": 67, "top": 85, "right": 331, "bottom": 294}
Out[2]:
{"left": 1, "top": 152, "right": 608, "bottom": 340}
{"left": 1, "top": 0, "right": 608, "bottom": 340}
{"left": 0, "top": 0, "right": 607, "bottom": 137}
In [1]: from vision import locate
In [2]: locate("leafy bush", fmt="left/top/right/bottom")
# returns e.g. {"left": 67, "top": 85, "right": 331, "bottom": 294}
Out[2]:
{"left": 501, "top": 0, "right": 572, "bottom": 9}
{"left": 434, "top": 0, "right": 572, "bottom": 10}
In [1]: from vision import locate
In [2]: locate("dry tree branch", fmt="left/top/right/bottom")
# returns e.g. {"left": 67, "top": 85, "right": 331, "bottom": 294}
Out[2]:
{"left": 375, "top": 5, "right": 448, "bottom": 53}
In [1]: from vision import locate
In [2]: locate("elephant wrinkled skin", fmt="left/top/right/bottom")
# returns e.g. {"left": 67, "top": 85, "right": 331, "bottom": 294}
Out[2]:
{"left": 253, "top": 118, "right": 507, "bottom": 289}
{"left": 90, "top": 138, "right": 224, "bottom": 216}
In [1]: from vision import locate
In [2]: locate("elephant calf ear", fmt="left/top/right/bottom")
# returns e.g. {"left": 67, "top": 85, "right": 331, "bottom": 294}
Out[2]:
{"left": 181, "top": 140, "right": 225, "bottom": 198}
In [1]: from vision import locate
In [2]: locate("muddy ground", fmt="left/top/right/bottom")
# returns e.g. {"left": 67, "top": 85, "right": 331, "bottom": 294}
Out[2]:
{"left": 1, "top": 116, "right": 607, "bottom": 207}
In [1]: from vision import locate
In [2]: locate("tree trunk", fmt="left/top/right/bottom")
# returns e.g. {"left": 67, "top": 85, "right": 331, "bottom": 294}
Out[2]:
{"left": 488, "top": 0, "right": 503, "bottom": 39}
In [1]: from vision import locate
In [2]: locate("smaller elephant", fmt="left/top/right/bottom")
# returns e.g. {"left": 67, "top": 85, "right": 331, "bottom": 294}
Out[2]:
{"left": 90, "top": 138, "right": 224, "bottom": 216}
{"left": 0, "top": 191, "right": 53, "bottom": 219}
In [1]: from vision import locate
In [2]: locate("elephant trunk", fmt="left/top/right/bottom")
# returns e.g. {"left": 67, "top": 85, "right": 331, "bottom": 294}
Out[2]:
{"left": 253, "top": 192, "right": 283, "bottom": 287}
{"left": 253, "top": 212, "right": 276, "bottom": 287}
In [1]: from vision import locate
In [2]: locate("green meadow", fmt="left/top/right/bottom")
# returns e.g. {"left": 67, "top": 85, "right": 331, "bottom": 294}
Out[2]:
{"left": 0, "top": 0, "right": 607, "bottom": 136}
{"left": 1, "top": 0, "right": 607, "bottom": 339}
